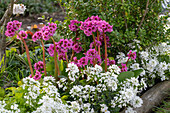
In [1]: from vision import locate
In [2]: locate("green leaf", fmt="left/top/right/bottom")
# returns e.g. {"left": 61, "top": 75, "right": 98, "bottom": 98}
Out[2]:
{"left": 118, "top": 71, "right": 134, "bottom": 82}
{"left": 0, "top": 87, "right": 5, "bottom": 97}
{"left": 60, "top": 60, "right": 64, "bottom": 71}
{"left": 133, "top": 69, "right": 143, "bottom": 78}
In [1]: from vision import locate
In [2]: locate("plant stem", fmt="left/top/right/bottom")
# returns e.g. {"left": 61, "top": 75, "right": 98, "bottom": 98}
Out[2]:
{"left": 40, "top": 39, "right": 47, "bottom": 76}
{"left": 97, "top": 30, "right": 100, "bottom": 55}
{"left": 65, "top": 52, "right": 68, "bottom": 67}
{"left": 51, "top": 37, "right": 60, "bottom": 79}
{"left": 103, "top": 32, "right": 107, "bottom": 72}
{"left": 92, "top": 33, "right": 97, "bottom": 51}
{"left": 16, "top": 32, "right": 34, "bottom": 76}
{"left": 71, "top": 31, "right": 78, "bottom": 61}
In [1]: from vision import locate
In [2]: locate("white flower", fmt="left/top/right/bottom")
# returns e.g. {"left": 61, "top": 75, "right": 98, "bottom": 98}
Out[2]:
{"left": 70, "top": 101, "right": 80, "bottom": 112}
{"left": 125, "top": 107, "right": 137, "bottom": 113}
{"left": 130, "top": 63, "right": 140, "bottom": 70}
{"left": 146, "top": 63, "right": 154, "bottom": 72}
{"left": 13, "top": 4, "right": 26, "bottom": 15}
{"left": 116, "top": 52, "right": 125, "bottom": 59}
{"left": 149, "top": 59, "right": 158, "bottom": 67}
{"left": 108, "top": 64, "right": 121, "bottom": 74}
{"left": 159, "top": 61, "right": 168, "bottom": 70}
{"left": 11, "top": 104, "right": 18, "bottom": 110}
{"left": 140, "top": 51, "right": 149, "bottom": 60}
{"left": 100, "top": 104, "right": 110, "bottom": 113}
{"left": 118, "top": 57, "right": 129, "bottom": 64}
{"left": 130, "top": 96, "right": 143, "bottom": 108}
{"left": 95, "top": 64, "right": 103, "bottom": 74}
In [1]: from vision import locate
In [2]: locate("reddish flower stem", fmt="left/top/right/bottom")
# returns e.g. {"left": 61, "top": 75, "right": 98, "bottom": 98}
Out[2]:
{"left": 97, "top": 30, "right": 100, "bottom": 57}
{"left": 103, "top": 32, "right": 107, "bottom": 72}
{"left": 92, "top": 33, "right": 97, "bottom": 51}
{"left": 40, "top": 39, "right": 47, "bottom": 76}
{"left": 71, "top": 31, "right": 78, "bottom": 61}
{"left": 51, "top": 37, "right": 60, "bottom": 79}
{"left": 15, "top": 32, "right": 34, "bottom": 76}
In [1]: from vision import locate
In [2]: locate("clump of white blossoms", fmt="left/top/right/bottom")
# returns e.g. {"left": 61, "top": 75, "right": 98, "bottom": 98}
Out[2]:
{"left": 13, "top": 4, "right": 26, "bottom": 15}
{"left": 66, "top": 63, "right": 79, "bottom": 82}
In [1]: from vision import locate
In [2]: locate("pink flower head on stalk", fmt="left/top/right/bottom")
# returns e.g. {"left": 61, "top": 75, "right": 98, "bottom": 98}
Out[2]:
{"left": 85, "top": 49, "right": 101, "bottom": 65}
{"left": 5, "top": 20, "right": 22, "bottom": 37}
{"left": 48, "top": 44, "right": 54, "bottom": 56}
{"left": 89, "top": 39, "right": 102, "bottom": 49}
{"left": 121, "top": 63, "right": 127, "bottom": 72}
{"left": 72, "top": 43, "right": 82, "bottom": 53}
{"left": 127, "top": 50, "right": 136, "bottom": 60}
{"left": 33, "top": 70, "right": 42, "bottom": 80}
{"left": 69, "top": 20, "right": 80, "bottom": 31}
{"left": 80, "top": 16, "right": 113, "bottom": 36}
{"left": 109, "top": 60, "right": 116, "bottom": 65}
{"left": 72, "top": 57, "right": 80, "bottom": 67}
{"left": 78, "top": 57, "right": 88, "bottom": 67}
{"left": 32, "top": 22, "right": 57, "bottom": 42}
{"left": 34, "top": 61, "right": 44, "bottom": 71}
{"left": 16, "top": 30, "right": 27, "bottom": 40}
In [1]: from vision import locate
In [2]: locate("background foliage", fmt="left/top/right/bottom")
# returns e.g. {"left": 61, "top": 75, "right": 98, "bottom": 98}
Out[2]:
{"left": 57, "top": 0, "right": 169, "bottom": 57}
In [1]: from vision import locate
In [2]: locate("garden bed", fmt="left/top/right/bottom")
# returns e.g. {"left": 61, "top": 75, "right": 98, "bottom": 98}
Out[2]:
{"left": 121, "top": 80, "right": 170, "bottom": 113}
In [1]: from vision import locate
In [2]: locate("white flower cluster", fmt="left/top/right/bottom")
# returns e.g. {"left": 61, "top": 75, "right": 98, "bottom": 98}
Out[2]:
{"left": 66, "top": 63, "right": 79, "bottom": 82}
{"left": 139, "top": 42, "right": 170, "bottom": 82}
{"left": 13, "top": 4, "right": 26, "bottom": 15}
{"left": 0, "top": 101, "right": 20, "bottom": 113}
{"left": 70, "top": 85, "right": 96, "bottom": 101}
{"left": 111, "top": 77, "right": 143, "bottom": 110}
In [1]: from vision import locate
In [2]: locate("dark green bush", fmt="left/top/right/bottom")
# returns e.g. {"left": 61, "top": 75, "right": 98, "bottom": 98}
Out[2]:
{"left": 57, "top": 0, "right": 169, "bottom": 57}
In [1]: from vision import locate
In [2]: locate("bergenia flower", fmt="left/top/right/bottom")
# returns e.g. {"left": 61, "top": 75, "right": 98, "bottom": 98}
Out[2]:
{"left": 16, "top": 30, "right": 27, "bottom": 40}
{"left": 5, "top": 20, "right": 22, "bottom": 37}
{"left": 127, "top": 50, "right": 136, "bottom": 60}
{"left": 121, "top": 63, "right": 127, "bottom": 72}
{"left": 33, "top": 70, "right": 42, "bottom": 80}
{"left": 78, "top": 57, "right": 88, "bottom": 67}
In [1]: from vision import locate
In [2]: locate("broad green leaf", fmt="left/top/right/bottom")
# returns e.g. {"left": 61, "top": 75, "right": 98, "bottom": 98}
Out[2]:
{"left": 118, "top": 71, "right": 134, "bottom": 82}
{"left": 133, "top": 69, "right": 143, "bottom": 78}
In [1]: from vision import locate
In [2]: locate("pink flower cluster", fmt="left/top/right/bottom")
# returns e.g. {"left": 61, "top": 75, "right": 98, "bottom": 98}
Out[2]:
{"left": 32, "top": 23, "right": 57, "bottom": 42}
{"left": 127, "top": 50, "right": 136, "bottom": 60}
{"left": 89, "top": 39, "right": 101, "bottom": 49}
{"left": 5, "top": 20, "right": 22, "bottom": 37}
{"left": 85, "top": 49, "right": 101, "bottom": 65}
{"left": 34, "top": 61, "right": 44, "bottom": 72}
{"left": 29, "top": 70, "right": 42, "bottom": 81}
{"left": 48, "top": 38, "right": 82, "bottom": 61}
{"left": 80, "top": 16, "right": 113, "bottom": 36}
{"left": 121, "top": 63, "right": 127, "bottom": 72}
{"left": 16, "top": 30, "right": 28, "bottom": 40}
{"left": 69, "top": 20, "right": 81, "bottom": 31}
{"left": 106, "top": 58, "right": 116, "bottom": 66}
{"left": 72, "top": 49, "right": 101, "bottom": 67}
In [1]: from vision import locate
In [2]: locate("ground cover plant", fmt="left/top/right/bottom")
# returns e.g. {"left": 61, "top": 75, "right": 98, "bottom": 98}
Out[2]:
{"left": 0, "top": 0, "right": 169, "bottom": 113}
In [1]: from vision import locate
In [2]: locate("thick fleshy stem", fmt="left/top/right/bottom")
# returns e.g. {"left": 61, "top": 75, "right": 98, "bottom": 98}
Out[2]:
{"left": 92, "top": 33, "right": 97, "bottom": 51}
{"left": 103, "top": 32, "right": 107, "bottom": 72}
{"left": 71, "top": 31, "right": 78, "bottom": 61}
{"left": 15, "top": 31, "right": 34, "bottom": 76}
{"left": 40, "top": 39, "right": 47, "bottom": 76}
{"left": 51, "top": 37, "right": 60, "bottom": 79}
{"left": 65, "top": 52, "right": 68, "bottom": 67}
{"left": 97, "top": 30, "right": 101, "bottom": 65}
